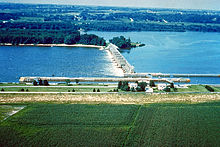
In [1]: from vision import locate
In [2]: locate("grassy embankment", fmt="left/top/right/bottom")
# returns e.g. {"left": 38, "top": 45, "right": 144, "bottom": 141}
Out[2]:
{"left": 1, "top": 83, "right": 220, "bottom": 93}
{"left": 0, "top": 102, "right": 219, "bottom": 146}
{"left": 0, "top": 83, "right": 118, "bottom": 92}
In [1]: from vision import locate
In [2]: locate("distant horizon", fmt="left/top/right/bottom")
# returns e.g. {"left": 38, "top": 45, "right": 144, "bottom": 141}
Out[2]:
{"left": 1, "top": 0, "right": 220, "bottom": 11}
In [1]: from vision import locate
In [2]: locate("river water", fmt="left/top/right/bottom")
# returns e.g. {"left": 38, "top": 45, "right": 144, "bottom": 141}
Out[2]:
{"left": 90, "top": 31, "right": 220, "bottom": 84}
{"left": 1, "top": 31, "right": 220, "bottom": 84}
{"left": 0, "top": 46, "right": 121, "bottom": 82}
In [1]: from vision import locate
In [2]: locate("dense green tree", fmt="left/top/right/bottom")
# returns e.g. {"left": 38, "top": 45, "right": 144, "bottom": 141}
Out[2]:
{"left": 38, "top": 79, "right": 43, "bottom": 86}
{"left": 109, "top": 36, "right": 132, "bottom": 48}
{"left": 0, "top": 29, "right": 106, "bottom": 46}
{"left": 164, "top": 87, "right": 171, "bottom": 92}
{"left": 43, "top": 80, "right": 49, "bottom": 86}
{"left": 33, "top": 80, "right": 38, "bottom": 86}
{"left": 149, "top": 80, "right": 156, "bottom": 87}
{"left": 137, "top": 82, "right": 148, "bottom": 91}
{"left": 170, "top": 83, "right": 175, "bottom": 88}
{"left": 118, "top": 81, "right": 122, "bottom": 89}
{"left": 64, "top": 33, "right": 80, "bottom": 44}
{"left": 119, "top": 81, "right": 130, "bottom": 91}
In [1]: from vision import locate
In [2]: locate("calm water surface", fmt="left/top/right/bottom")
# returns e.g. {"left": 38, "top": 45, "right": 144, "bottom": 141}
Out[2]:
{"left": 0, "top": 46, "right": 117, "bottom": 82}
{"left": 1, "top": 31, "right": 220, "bottom": 84}
{"left": 90, "top": 31, "right": 220, "bottom": 84}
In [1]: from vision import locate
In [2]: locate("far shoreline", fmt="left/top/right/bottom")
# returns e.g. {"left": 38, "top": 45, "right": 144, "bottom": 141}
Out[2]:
{"left": 0, "top": 43, "right": 105, "bottom": 50}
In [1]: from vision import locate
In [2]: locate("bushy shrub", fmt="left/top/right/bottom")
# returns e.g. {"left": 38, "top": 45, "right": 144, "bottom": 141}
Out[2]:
{"left": 38, "top": 79, "right": 43, "bottom": 86}
{"left": 113, "top": 89, "right": 119, "bottom": 92}
{"left": 163, "top": 87, "right": 170, "bottom": 92}
{"left": 118, "top": 81, "right": 122, "bottom": 89}
{"left": 149, "top": 80, "right": 155, "bottom": 87}
{"left": 138, "top": 82, "right": 148, "bottom": 91}
{"left": 170, "top": 83, "right": 175, "bottom": 88}
{"left": 205, "top": 85, "right": 214, "bottom": 92}
{"left": 43, "top": 80, "right": 49, "bottom": 86}
{"left": 75, "top": 79, "right": 79, "bottom": 84}
{"left": 136, "top": 86, "right": 142, "bottom": 92}
{"left": 118, "top": 81, "right": 130, "bottom": 91}
{"left": 33, "top": 80, "right": 38, "bottom": 86}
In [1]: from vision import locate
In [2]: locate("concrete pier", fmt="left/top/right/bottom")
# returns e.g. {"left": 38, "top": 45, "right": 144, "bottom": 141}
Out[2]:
{"left": 19, "top": 77, "right": 190, "bottom": 84}
{"left": 105, "top": 43, "right": 134, "bottom": 74}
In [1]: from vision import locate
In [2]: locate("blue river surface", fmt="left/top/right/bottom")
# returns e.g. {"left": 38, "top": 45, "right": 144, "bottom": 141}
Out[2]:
{"left": 90, "top": 31, "right": 220, "bottom": 84}
{"left": 0, "top": 46, "right": 118, "bottom": 82}
{"left": 1, "top": 31, "right": 220, "bottom": 84}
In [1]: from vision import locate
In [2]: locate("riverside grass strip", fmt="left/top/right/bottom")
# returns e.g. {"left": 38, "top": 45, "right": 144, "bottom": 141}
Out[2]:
{"left": 0, "top": 87, "right": 115, "bottom": 92}
{"left": 0, "top": 102, "right": 220, "bottom": 146}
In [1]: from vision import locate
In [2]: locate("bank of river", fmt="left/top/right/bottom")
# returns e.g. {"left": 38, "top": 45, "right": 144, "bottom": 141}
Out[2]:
{"left": 0, "top": 43, "right": 104, "bottom": 49}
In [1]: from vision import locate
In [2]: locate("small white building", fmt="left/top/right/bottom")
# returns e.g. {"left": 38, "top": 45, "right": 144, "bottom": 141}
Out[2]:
{"left": 145, "top": 87, "right": 153, "bottom": 93}
{"left": 129, "top": 83, "right": 138, "bottom": 89}
{"left": 157, "top": 84, "right": 167, "bottom": 90}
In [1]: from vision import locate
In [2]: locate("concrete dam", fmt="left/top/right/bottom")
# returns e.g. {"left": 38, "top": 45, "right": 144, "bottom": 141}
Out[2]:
{"left": 105, "top": 43, "right": 135, "bottom": 74}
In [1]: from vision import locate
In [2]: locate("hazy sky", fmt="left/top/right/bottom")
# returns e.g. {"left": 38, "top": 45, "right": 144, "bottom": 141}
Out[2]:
{"left": 1, "top": 0, "right": 220, "bottom": 10}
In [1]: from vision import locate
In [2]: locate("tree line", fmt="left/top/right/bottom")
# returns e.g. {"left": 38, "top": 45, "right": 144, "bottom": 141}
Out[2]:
{"left": 0, "top": 29, "right": 106, "bottom": 46}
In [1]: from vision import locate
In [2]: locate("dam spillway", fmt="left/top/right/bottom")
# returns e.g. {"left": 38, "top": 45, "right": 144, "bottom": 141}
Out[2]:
{"left": 105, "top": 43, "right": 134, "bottom": 74}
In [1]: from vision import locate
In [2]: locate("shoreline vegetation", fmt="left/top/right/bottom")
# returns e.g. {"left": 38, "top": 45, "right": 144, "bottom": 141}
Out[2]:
{"left": 0, "top": 29, "right": 107, "bottom": 46}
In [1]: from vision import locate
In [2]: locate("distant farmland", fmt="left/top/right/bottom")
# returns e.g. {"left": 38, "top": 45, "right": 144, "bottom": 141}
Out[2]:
{"left": 0, "top": 102, "right": 220, "bottom": 146}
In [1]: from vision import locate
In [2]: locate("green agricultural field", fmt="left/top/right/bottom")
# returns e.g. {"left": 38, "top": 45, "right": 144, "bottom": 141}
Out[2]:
{"left": 0, "top": 102, "right": 220, "bottom": 146}
{"left": 0, "top": 105, "right": 25, "bottom": 122}
{"left": 125, "top": 102, "right": 220, "bottom": 146}
{"left": 0, "top": 104, "right": 139, "bottom": 146}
